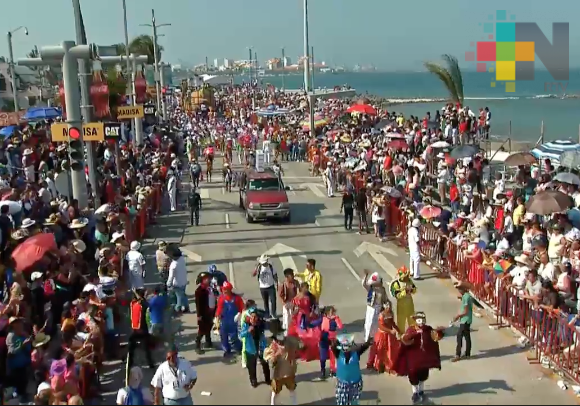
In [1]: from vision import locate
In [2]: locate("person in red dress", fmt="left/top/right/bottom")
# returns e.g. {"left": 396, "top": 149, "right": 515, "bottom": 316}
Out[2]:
{"left": 367, "top": 301, "right": 401, "bottom": 374}
{"left": 393, "top": 311, "right": 445, "bottom": 404}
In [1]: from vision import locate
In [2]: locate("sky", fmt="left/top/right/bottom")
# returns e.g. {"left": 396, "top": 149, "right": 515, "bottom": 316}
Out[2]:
{"left": 1, "top": 0, "right": 579, "bottom": 71}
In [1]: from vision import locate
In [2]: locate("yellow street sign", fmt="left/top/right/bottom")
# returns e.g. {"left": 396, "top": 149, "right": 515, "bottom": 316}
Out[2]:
{"left": 50, "top": 123, "right": 104, "bottom": 142}
{"left": 117, "top": 105, "right": 144, "bottom": 119}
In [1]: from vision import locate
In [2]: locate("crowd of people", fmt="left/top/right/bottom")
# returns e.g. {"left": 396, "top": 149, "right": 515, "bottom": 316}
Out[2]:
{"left": 0, "top": 75, "right": 578, "bottom": 406}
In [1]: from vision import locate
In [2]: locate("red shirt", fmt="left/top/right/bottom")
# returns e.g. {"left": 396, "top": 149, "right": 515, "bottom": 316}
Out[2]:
{"left": 449, "top": 184, "right": 459, "bottom": 202}
{"left": 383, "top": 156, "right": 392, "bottom": 170}
{"left": 459, "top": 122, "right": 468, "bottom": 133}
{"left": 215, "top": 293, "right": 244, "bottom": 318}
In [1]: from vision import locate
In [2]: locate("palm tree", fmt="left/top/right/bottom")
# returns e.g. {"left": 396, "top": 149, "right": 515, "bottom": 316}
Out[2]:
{"left": 115, "top": 35, "right": 164, "bottom": 65}
{"left": 424, "top": 54, "right": 464, "bottom": 107}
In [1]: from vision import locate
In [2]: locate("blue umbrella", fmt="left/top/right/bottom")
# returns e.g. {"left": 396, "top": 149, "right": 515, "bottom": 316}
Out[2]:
{"left": 0, "top": 125, "right": 17, "bottom": 137}
{"left": 23, "top": 107, "right": 62, "bottom": 120}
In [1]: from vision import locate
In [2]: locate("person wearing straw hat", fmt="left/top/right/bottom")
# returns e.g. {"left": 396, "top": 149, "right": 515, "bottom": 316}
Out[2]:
{"left": 393, "top": 311, "right": 446, "bottom": 404}
{"left": 331, "top": 333, "right": 372, "bottom": 405}
{"left": 116, "top": 366, "right": 153, "bottom": 405}
{"left": 6, "top": 316, "right": 33, "bottom": 402}
{"left": 253, "top": 254, "right": 278, "bottom": 319}
{"left": 126, "top": 241, "right": 146, "bottom": 290}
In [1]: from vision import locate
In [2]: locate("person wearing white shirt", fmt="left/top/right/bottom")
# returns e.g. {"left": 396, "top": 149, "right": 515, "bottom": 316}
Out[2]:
{"left": 117, "top": 366, "right": 153, "bottom": 405}
{"left": 538, "top": 253, "right": 556, "bottom": 282}
{"left": 254, "top": 254, "right": 278, "bottom": 318}
{"left": 152, "top": 348, "right": 197, "bottom": 405}
{"left": 168, "top": 171, "right": 178, "bottom": 212}
{"left": 126, "top": 241, "right": 146, "bottom": 290}
{"left": 408, "top": 219, "right": 422, "bottom": 279}
{"left": 167, "top": 249, "right": 189, "bottom": 313}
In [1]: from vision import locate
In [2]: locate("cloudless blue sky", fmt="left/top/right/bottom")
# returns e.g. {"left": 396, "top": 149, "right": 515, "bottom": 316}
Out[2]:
{"left": 1, "top": 0, "right": 579, "bottom": 70}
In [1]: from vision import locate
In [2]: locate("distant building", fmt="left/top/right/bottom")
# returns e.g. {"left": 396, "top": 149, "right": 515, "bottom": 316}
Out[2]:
{"left": 213, "top": 58, "right": 221, "bottom": 69}
{"left": 223, "top": 59, "right": 234, "bottom": 69}
{"left": 0, "top": 63, "right": 42, "bottom": 110}
{"left": 282, "top": 56, "right": 292, "bottom": 67}
{"left": 267, "top": 58, "right": 282, "bottom": 70}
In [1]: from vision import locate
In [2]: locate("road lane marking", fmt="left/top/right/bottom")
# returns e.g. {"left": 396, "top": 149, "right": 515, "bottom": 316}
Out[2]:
{"left": 341, "top": 258, "right": 362, "bottom": 282}
{"left": 221, "top": 187, "right": 225, "bottom": 194}
{"left": 301, "top": 183, "right": 326, "bottom": 198}
{"left": 200, "top": 189, "right": 210, "bottom": 199}
{"left": 225, "top": 213, "right": 230, "bottom": 229}
{"left": 181, "top": 248, "right": 202, "bottom": 262}
{"left": 229, "top": 262, "right": 235, "bottom": 286}
{"left": 314, "top": 219, "right": 320, "bottom": 227}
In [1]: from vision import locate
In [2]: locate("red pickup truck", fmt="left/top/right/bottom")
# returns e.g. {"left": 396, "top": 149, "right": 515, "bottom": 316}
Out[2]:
{"left": 239, "top": 169, "right": 291, "bottom": 223}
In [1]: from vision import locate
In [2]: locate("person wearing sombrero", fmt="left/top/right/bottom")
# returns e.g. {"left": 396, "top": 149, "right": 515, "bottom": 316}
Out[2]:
{"left": 6, "top": 316, "right": 33, "bottom": 402}
{"left": 393, "top": 311, "right": 445, "bottom": 404}
{"left": 331, "top": 333, "right": 372, "bottom": 405}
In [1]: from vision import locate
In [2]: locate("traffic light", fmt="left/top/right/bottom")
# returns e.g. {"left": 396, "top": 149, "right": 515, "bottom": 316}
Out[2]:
{"left": 68, "top": 127, "right": 84, "bottom": 171}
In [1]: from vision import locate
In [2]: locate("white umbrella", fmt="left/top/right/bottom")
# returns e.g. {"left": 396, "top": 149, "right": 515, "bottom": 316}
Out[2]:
{"left": 0, "top": 200, "right": 22, "bottom": 215}
{"left": 344, "top": 158, "right": 359, "bottom": 168}
{"left": 431, "top": 141, "right": 450, "bottom": 148}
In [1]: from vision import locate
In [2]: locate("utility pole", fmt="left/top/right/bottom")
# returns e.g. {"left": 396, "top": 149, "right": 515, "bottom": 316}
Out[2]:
{"left": 19, "top": 41, "right": 92, "bottom": 208}
{"left": 247, "top": 47, "right": 252, "bottom": 83}
{"left": 310, "top": 45, "right": 315, "bottom": 92}
{"left": 281, "top": 47, "right": 286, "bottom": 91}
{"left": 121, "top": 0, "right": 144, "bottom": 146}
{"left": 205, "top": 56, "right": 208, "bottom": 72}
{"left": 254, "top": 51, "right": 258, "bottom": 81}
{"left": 302, "top": 0, "right": 315, "bottom": 139}
{"left": 159, "top": 62, "right": 167, "bottom": 120}
{"left": 72, "top": 0, "right": 99, "bottom": 204}
{"left": 141, "top": 9, "right": 170, "bottom": 122}
{"left": 7, "top": 26, "right": 28, "bottom": 112}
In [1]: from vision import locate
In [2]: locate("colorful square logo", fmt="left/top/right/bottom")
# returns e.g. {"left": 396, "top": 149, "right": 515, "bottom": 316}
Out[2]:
{"left": 467, "top": 11, "right": 569, "bottom": 92}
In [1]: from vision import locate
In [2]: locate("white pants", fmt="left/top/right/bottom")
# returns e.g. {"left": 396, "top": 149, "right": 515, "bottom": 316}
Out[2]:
{"left": 169, "top": 188, "right": 177, "bottom": 211}
{"left": 364, "top": 305, "right": 380, "bottom": 341}
{"left": 263, "top": 141, "right": 271, "bottom": 163}
{"left": 410, "top": 253, "right": 421, "bottom": 278}
{"left": 326, "top": 179, "right": 334, "bottom": 197}
{"left": 282, "top": 304, "right": 292, "bottom": 335}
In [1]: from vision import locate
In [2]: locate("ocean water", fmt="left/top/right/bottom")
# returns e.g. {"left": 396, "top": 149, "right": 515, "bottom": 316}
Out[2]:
{"left": 243, "top": 70, "right": 580, "bottom": 143}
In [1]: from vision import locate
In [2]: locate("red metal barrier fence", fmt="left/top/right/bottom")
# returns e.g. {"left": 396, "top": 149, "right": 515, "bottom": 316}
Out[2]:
{"left": 389, "top": 205, "right": 580, "bottom": 384}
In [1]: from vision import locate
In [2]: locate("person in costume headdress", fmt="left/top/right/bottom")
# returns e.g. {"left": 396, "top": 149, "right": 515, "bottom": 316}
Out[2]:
{"left": 362, "top": 270, "right": 389, "bottom": 342}
{"left": 238, "top": 299, "right": 257, "bottom": 369}
{"left": 332, "top": 333, "right": 372, "bottom": 405}
{"left": 389, "top": 266, "right": 417, "bottom": 332}
{"left": 393, "top": 311, "right": 445, "bottom": 404}
{"left": 264, "top": 318, "right": 301, "bottom": 405}
{"left": 240, "top": 307, "right": 271, "bottom": 388}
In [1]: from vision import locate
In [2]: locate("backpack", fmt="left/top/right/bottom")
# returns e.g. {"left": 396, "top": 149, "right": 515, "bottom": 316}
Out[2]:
{"left": 256, "top": 263, "right": 275, "bottom": 282}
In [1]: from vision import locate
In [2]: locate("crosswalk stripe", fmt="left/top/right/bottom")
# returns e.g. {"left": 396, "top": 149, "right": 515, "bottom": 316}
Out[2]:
{"left": 200, "top": 189, "right": 210, "bottom": 199}
{"left": 341, "top": 257, "right": 362, "bottom": 282}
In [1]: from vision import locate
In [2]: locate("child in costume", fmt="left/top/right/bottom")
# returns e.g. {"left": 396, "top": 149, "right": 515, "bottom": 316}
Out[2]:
{"left": 389, "top": 266, "right": 417, "bottom": 332}
{"left": 264, "top": 319, "right": 301, "bottom": 406}
{"left": 319, "top": 306, "right": 343, "bottom": 379}
{"left": 367, "top": 300, "right": 401, "bottom": 373}
{"left": 238, "top": 299, "right": 257, "bottom": 369}
{"left": 363, "top": 270, "right": 389, "bottom": 341}
{"left": 393, "top": 311, "right": 445, "bottom": 404}
{"left": 332, "top": 333, "right": 372, "bottom": 405}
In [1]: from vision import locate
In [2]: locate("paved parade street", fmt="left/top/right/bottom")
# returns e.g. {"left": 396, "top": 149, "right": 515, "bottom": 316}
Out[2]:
{"left": 107, "top": 159, "right": 579, "bottom": 406}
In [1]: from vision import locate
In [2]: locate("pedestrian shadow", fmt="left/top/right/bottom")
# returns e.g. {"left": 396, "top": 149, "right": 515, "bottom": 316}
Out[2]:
{"left": 300, "top": 390, "right": 381, "bottom": 405}
{"left": 425, "top": 379, "right": 514, "bottom": 398}
{"left": 340, "top": 318, "right": 366, "bottom": 334}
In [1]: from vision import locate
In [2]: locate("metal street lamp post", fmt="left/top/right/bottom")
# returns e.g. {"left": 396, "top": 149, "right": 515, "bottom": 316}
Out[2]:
{"left": 140, "top": 9, "right": 170, "bottom": 121}
{"left": 7, "top": 26, "right": 28, "bottom": 112}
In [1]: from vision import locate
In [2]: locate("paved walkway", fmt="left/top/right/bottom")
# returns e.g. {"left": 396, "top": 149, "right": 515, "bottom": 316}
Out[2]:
{"left": 107, "top": 158, "right": 578, "bottom": 405}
